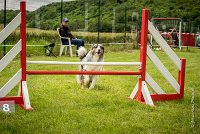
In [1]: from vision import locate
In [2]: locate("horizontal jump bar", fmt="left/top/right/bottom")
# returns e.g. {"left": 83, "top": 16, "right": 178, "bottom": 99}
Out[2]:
{"left": 27, "top": 61, "right": 141, "bottom": 66}
{"left": 26, "top": 70, "right": 142, "bottom": 75}
{"left": 151, "top": 18, "right": 181, "bottom": 20}
{"left": 0, "top": 45, "right": 45, "bottom": 47}
{"left": 151, "top": 93, "right": 182, "bottom": 101}
{"left": 0, "top": 96, "right": 24, "bottom": 104}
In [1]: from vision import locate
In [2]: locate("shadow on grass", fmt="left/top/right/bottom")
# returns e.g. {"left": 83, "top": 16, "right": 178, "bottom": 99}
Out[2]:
{"left": 94, "top": 85, "right": 112, "bottom": 91}
{"left": 78, "top": 84, "right": 111, "bottom": 92}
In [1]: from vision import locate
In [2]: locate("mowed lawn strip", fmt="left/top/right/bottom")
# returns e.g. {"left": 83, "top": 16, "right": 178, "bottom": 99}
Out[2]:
{"left": 0, "top": 48, "right": 199, "bottom": 133}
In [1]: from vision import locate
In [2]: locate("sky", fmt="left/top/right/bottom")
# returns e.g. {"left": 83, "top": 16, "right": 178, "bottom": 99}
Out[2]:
{"left": 0, "top": 0, "right": 75, "bottom": 11}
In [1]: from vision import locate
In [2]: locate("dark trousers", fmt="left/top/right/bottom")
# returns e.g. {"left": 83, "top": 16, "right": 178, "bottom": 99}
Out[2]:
{"left": 62, "top": 39, "right": 84, "bottom": 50}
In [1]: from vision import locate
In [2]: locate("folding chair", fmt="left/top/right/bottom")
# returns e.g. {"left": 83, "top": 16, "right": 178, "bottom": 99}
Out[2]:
{"left": 57, "top": 28, "right": 75, "bottom": 57}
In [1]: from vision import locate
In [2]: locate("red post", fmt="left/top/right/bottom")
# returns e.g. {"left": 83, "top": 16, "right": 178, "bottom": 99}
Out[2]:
{"left": 20, "top": 1, "right": 26, "bottom": 97}
{"left": 138, "top": 9, "right": 149, "bottom": 101}
{"left": 178, "top": 58, "right": 186, "bottom": 98}
{"left": 20, "top": 1, "right": 26, "bottom": 81}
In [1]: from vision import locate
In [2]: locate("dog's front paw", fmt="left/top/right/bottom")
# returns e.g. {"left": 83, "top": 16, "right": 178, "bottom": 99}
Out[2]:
{"left": 81, "top": 85, "right": 84, "bottom": 89}
{"left": 89, "top": 86, "right": 95, "bottom": 89}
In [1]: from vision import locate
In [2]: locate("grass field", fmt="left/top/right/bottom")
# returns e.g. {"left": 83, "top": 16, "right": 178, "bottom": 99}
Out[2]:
{"left": 0, "top": 27, "right": 135, "bottom": 52}
{"left": 0, "top": 47, "right": 200, "bottom": 133}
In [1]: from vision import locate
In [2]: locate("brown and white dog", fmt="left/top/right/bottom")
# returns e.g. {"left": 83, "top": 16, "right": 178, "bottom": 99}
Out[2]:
{"left": 76, "top": 44, "right": 104, "bottom": 89}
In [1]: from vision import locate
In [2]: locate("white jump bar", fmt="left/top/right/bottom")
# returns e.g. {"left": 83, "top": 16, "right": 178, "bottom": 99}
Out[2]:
{"left": 0, "top": 13, "right": 21, "bottom": 44}
{"left": 27, "top": 61, "right": 141, "bottom": 66}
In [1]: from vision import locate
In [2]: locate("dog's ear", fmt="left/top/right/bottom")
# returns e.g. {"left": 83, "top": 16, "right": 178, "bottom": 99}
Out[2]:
{"left": 100, "top": 44, "right": 104, "bottom": 53}
{"left": 91, "top": 44, "right": 95, "bottom": 54}
{"left": 90, "top": 44, "right": 94, "bottom": 50}
{"left": 91, "top": 44, "right": 98, "bottom": 54}
{"left": 99, "top": 49, "right": 104, "bottom": 61}
{"left": 91, "top": 44, "right": 98, "bottom": 49}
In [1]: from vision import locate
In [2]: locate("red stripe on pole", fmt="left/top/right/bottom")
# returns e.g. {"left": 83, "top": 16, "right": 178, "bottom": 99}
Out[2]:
{"left": 179, "top": 58, "right": 186, "bottom": 98}
{"left": 19, "top": 1, "right": 26, "bottom": 97}
{"left": 140, "top": 9, "right": 148, "bottom": 81}
{"left": 0, "top": 96, "right": 24, "bottom": 104}
{"left": 26, "top": 70, "right": 142, "bottom": 75}
{"left": 20, "top": 1, "right": 26, "bottom": 81}
{"left": 151, "top": 94, "right": 182, "bottom": 101}
{"left": 137, "top": 9, "right": 149, "bottom": 101}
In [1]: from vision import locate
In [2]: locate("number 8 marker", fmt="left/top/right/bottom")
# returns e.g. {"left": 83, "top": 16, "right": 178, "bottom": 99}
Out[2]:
{"left": 3, "top": 104, "right": 10, "bottom": 112}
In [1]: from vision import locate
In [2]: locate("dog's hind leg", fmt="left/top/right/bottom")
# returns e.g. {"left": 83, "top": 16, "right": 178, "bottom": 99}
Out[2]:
{"left": 76, "top": 75, "right": 81, "bottom": 84}
{"left": 89, "top": 75, "right": 98, "bottom": 89}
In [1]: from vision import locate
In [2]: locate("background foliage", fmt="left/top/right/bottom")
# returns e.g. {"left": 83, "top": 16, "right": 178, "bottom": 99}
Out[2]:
{"left": 0, "top": 0, "right": 200, "bottom": 32}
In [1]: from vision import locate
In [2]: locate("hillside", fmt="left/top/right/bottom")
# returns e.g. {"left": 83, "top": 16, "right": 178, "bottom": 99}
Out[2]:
{"left": 0, "top": 0, "right": 200, "bottom": 32}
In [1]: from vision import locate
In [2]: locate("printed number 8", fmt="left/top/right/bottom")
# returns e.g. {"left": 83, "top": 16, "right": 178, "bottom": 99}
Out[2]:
{"left": 3, "top": 104, "right": 10, "bottom": 112}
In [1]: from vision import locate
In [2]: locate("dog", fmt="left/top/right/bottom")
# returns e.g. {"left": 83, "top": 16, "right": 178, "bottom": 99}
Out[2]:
{"left": 76, "top": 44, "right": 104, "bottom": 89}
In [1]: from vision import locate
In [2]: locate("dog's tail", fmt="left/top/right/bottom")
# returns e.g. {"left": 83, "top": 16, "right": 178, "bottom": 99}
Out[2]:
{"left": 77, "top": 46, "right": 87, "bottom": 60}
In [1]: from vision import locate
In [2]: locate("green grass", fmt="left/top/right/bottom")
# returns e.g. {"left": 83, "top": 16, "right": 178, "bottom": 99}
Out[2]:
{"left": 0, "top": 48, "right": 200, "bottom": 134}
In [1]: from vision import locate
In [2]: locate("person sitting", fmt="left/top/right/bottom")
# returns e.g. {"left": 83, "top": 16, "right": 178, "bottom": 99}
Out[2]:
{"left": 170, "top": 29, "right": 179, "bottom": 46}
{"left": 59, "top": 18, "right": 84, "bottom": 56}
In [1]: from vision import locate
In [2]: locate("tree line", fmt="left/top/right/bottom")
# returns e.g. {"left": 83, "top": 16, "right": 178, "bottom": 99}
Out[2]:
{"left": 0, "top": 0, "right": 199, "bottom": 33}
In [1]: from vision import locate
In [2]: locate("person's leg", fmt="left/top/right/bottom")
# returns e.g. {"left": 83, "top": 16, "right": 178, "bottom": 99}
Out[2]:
{"left": 81, "top": 40, "right": 84, "bottom": 47}
{"left": 71, "top": 39, "right": 81, "bottom": 56}
{"left": 71, "top": 39, "right": 84, "bottom": 50}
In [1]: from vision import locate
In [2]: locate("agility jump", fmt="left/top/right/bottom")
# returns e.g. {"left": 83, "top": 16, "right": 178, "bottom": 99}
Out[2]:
{"left": 0, "top": 1, "right": 186, "bottom": 110}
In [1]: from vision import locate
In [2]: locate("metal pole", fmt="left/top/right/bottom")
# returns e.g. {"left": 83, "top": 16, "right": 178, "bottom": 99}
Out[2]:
{"left": 98, "top": 0, "right": 100, "bottom": 43}
{"left": 112, "top": 7, "right": 115, "bottom": 36}
{"left": 85, "top": 2, "right": 88, "bottom": 32}
{"left": 187, "top": 21, "right": 191, "bottom": 51}
{"left": 3, "top": 0, "right": 6, "bottom": 56}
{"left": 61, "top": 0, "right": 63, "bottom": 23}
{"left": 123, "top": 6, "right": 127, "bottom": 49}
{"left": 179, "top": 20, "right": 182, "bottom": 50}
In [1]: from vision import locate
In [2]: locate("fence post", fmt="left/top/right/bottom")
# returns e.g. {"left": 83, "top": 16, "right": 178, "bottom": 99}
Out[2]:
{"left": 178, "top": 58, "right": 186, "bottom": 98}
{"left": 20, "top": 1, "right": 26, "bottom": 94}
{"left": 138, "top": 9, "right": 149, "bottom": 101}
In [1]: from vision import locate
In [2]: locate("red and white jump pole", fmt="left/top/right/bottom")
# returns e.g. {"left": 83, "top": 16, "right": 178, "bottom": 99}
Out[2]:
{"left": 137, "top": 9, "right": 149, "bottom": 102}
{"left": 0, "top": 1, "right": 32, "bottom": 110}
{"left": 0, "top": 1, "right": 186, "bottom": 110}
{"left": 129, "top": 9, "right": 186, "bottom": 105}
